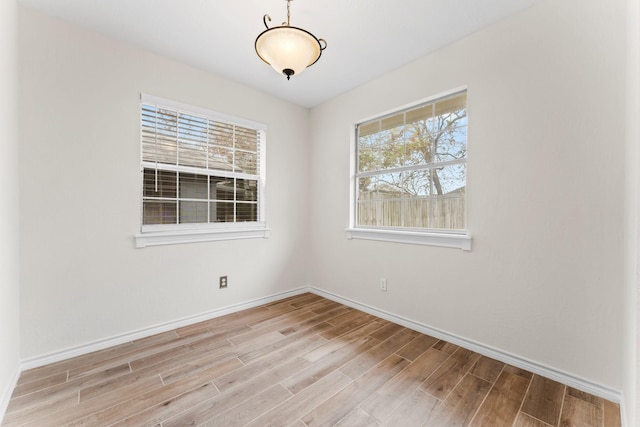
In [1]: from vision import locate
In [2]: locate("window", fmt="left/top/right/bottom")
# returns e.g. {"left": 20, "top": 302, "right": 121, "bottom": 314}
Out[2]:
{"left": 135, "top": 94, "right": 268, "bottom": 248}
{"left": 347, "top": 89, "right": 471, "bottom": 250}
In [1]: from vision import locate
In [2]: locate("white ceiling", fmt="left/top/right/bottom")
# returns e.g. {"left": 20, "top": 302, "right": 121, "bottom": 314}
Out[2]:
{"left": 19, "top": 0, "right": 540, "bottom": 108}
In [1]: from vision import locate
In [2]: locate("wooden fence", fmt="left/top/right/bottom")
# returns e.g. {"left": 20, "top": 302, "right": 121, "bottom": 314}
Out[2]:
{"left": 357, "top": 193, "right": 465, "bottom": 230}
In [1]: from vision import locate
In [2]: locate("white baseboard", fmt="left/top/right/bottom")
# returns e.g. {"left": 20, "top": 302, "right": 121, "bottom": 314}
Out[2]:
{"left": 0, "top": 365, "right": 21, "bottom": 425}
{"left": 15, "top": 285, "right": 626, "bottom": 426}
{"left": 20, "top": 288, "right": 308, "bottom": 371}
{"left": 618, "top": 393, "right": 630, "bottom": 427}
{"left": 307, "top": 287, "right": 625, "bottom": 407}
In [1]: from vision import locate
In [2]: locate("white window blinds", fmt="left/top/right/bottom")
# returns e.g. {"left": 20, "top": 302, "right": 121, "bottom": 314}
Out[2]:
{"left": 140, "top": 95, "right": 265, "bottom": 228}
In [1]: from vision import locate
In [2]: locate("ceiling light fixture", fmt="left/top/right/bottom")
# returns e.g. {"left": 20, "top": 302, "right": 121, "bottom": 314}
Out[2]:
{"left": 255, "top": 0, "right": 327, "bottom": 80}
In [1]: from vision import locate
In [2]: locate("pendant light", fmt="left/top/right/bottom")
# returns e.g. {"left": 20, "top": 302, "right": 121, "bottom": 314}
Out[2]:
{"left": 255, "top": 0, "right": 327, "bottom": 80}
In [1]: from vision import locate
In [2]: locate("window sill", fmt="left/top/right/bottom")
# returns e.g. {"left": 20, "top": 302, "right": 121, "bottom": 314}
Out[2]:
{"left": 345, "top": 228, "right": 472, "bottom": 251}
{"left": 135, "top": 226, "right": 271, "bottom": 248}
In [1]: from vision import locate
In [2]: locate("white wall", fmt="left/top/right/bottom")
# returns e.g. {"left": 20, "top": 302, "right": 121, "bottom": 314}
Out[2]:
{"left": 625, "top": 0, "right": 640, "bottom": 424}
{"left": 18, "top": 7, "right": 311, "bottom": 359}
{"left": 0, "top": 0, "right": 21, "bottom": 417}
{"left": 309, "top": 0, "right": 628, "bottom": 394}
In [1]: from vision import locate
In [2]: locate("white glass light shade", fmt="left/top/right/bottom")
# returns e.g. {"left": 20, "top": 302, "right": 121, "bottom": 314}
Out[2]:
{"left": 255, "top": 26, "right": 322, "bottom": 79}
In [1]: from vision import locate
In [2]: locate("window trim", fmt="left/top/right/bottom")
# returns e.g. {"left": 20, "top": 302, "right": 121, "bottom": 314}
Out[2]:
{"left": 135, "top": 94, "right": 268, "bottom": 248}
{"left": 344, "top": 227, "right": 471, "bottom": 251}
{"left": 346, "top": 86, "right": 472, "bottom": 251}
{"left": 135, "top": 226, "right": 271, "bottom": 248}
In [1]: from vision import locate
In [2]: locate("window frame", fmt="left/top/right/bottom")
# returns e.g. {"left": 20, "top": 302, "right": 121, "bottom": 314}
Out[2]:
{"left": 346, "top": 87, "right": 472, "bottom": 251}
{"left": 135, "top": 94, "right": 269, "bottom": 248}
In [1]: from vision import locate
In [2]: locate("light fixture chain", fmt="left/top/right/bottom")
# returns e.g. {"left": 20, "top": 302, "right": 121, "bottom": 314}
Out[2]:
{"left": 286, "top": 0, "right": 291, "bottom": 26}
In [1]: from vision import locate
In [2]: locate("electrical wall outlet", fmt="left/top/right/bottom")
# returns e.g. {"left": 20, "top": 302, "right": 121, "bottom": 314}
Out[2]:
{"left": 219, "top": 276, "right": 228, "bottom": 289}
{"left": 379, "top": 277, "right": 387, "bottom": 292}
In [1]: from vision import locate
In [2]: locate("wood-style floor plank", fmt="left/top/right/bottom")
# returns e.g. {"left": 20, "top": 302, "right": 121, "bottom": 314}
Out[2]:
{"left": 282, "top": 333, "right": 379, "bottom": 394}
{"left": 421, "top": 347, "right": 482, "bottom": 400}
{"left": 504, "top": 364, "right": 534, "bottom": 380}
{"left": 213, "top": 332, "right": 326, "bottom": 392}
{"left": 469, "top": 369, "right": 531, "bottom": 426}
{"left": 368, "top": 322, "right": 405, "bottom": 342}
{"left": 424, "top": 373, "right": 492, "bottom": 426}
{"left": 298, "top": 321, "right": 383, "bottom": 368}
{"left": 246, "top": 370, "right": 353, "bottom": 427}
{"left": 69, "top": 330, "right": 212, "bottom": 380}
{"left": 335, "top": 407, "right": 381, "bottom": 427}
{"left": 301, "top": 354, "right": 410, "bottom": 427}
{"left": 66, "top": 358, "right": 241, "bottom": 427}
{"left": 603, "top": 398, "right": 622, "bottom": 427}
{"left": 15, "top": 331, "right": 178, "bottom": 385}
{"left": 339, "top": 328, "right": 418, "bottom": 379}
{"left": 10, "top": 372, "right": 68, "bottom": 399}
{"left": 1, "top": 293, "right": 622, "bottom": 427}
{"left": 16, "top": 375, "right": 165, "bottom": 427}
{"left": 109, "top": 381, "right": 220, "bottom": 427}
{"left": 198, "top": 383, "right": 292, "bottom": 427}
{"left": 244, "top": 306, "right": 319, "bottom": 335}
{"left": 559, "top": 394, "right": 603, "bottom": 427}
{"left": 432, "top": 339, "right": 460, "bottom": 354}
{"left": 166, "top": 356, "right": 312, "bottom": 427}
{"left": 4, "top": 363, "right": 134, "bottom": 425}
{"left": 237, "top": 322, "right": 331, "bottom": 365}
{"left": 514, "top": 412, "right": 555, "bottom": 427}
{"left": 521, "top": 375, "right": 566, "bottom": 426}
{"left": 395, "top": 334, "right": 440, "bottom": 361}
{"left": 360, "top": 347, "right": 449, "bottom": 422}
{"left": 320, "top": 311, "right": 377, "bottom": 340}
{"left": 382, "top": 389, "right": 440, "bottom": 427}
{"left": 470, "top": 355, "right": 505, "bottom": 383}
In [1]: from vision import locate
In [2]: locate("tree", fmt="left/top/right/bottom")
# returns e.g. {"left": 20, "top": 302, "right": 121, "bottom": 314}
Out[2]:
{"left": 358, "top": 100, "right": 466, "bottom": 197}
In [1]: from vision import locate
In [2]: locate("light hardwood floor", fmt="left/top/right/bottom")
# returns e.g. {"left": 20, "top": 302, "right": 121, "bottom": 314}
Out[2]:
{"left": 2, "top": 293, "right": 621, "bottom": 427}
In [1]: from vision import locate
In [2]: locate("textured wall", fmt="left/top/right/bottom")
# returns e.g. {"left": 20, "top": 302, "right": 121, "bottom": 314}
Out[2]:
{"left": 18, "top": 7, "right": 311, "bottom": 359}
{"left": 309, "top": 0, "right": 627, "bottom": 393}
{"left": 0, "top": 0, "right": 21, "bottom": 418}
